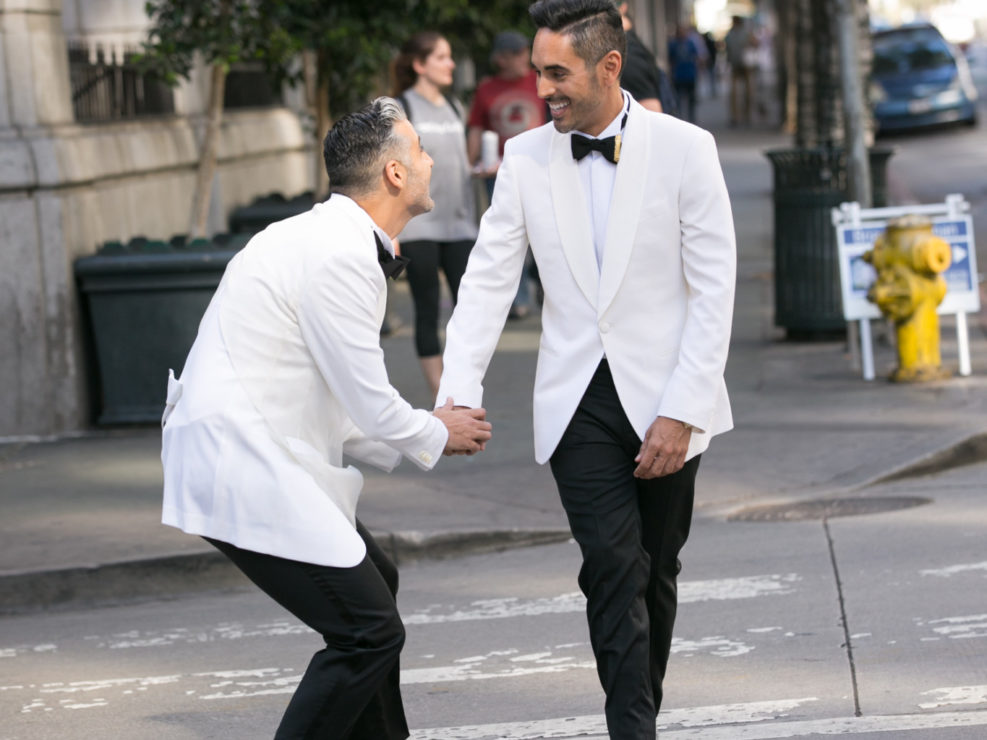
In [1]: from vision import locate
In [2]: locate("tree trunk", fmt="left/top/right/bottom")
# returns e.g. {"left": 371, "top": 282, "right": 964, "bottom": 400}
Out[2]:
{"left": 837, "top": 0, "right": 872, "bottom": 205}
{"left": 794, "top": 0, "right": 873, "bottom": 151}
{"left": 796, "top": 0, "right": 844, "bottom": 148}
{"left": 778, "top": 0, "right": 799, "bottom": 134}
{"left": 313, "top": 49, "right": 331, "bottom": 200}
{"left": 189, "top": 62, "right": 227, "bottom": 238}
{"left": 856, "top": 0, "right": 876, "bottom": 146}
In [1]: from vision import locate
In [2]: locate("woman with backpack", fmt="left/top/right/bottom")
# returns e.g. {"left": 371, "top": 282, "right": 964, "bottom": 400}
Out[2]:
{"left": 392, "top": 32, "right": 477, "bottom": 398}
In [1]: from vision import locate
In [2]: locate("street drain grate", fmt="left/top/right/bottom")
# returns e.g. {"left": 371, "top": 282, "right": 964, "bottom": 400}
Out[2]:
{"left": 728, "top": 496, "right": 933, "bottom": 522}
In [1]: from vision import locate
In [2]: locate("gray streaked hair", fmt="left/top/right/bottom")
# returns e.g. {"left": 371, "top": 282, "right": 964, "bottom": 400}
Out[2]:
{"left": 323, "top": 97, "right": 409, "bottom": 197}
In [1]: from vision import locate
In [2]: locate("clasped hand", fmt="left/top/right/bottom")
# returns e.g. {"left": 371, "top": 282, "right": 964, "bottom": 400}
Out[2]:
{"left": 434, "top": 398, "right": 492, "bottom": 456}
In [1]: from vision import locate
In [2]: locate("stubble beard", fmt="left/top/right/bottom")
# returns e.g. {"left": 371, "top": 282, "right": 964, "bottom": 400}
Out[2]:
{"left": 549, "top": 75, "right": 603, "bottom": 135}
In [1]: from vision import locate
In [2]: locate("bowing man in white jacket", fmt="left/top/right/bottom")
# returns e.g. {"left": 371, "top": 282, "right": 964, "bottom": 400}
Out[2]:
{"left": 436, "top": 2, "right": 736, "bottom": 738}
{"left": 161, "top": 97, "right": 491, "bottom": 740}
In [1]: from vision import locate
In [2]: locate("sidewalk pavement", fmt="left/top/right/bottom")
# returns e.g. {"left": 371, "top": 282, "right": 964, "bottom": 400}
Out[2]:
{"left": 2, "top": 95, "right": 986, "bottom": 615}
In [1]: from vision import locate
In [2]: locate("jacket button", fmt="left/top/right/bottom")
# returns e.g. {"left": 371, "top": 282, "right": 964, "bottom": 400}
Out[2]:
{"left": 599, "top": 321, "right": 611, "bottom": 333}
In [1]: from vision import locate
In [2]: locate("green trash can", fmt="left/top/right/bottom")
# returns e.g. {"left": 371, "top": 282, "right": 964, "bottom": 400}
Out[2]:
{"left": 75, "top": 237, "right": 245, "bottom": 425}
{"left": 765, "top": 146, "right": 894, "bottom": 336}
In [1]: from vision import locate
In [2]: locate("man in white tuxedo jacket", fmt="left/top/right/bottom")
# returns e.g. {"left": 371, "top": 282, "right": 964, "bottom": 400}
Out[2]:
{"left": 436, "top": 2, "right": 735, "bottom": 737}
{"left": 161, "top": 98, "right": 491, "bottom": 740}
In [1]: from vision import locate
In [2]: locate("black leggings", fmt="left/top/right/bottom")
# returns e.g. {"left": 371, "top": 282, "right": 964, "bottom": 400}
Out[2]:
{"left": 400, "top": 239, "right": 473, "bottom": 357}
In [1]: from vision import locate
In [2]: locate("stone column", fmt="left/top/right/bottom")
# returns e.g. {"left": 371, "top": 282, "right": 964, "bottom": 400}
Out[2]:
{"left": 0, "top": 0, "right": 81, "bottom": 437}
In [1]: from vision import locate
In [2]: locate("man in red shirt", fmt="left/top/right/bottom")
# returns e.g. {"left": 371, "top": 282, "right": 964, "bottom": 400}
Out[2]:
{"left": 468, "top": 31, "right": 548, "bottom": 318}
{"left": 467, "top": 31, "right": 546, "bottom": 169}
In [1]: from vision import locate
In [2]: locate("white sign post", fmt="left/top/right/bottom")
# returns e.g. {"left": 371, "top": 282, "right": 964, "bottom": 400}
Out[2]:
{"left": 832, "top": 194, "right": 980, "bottom": 380}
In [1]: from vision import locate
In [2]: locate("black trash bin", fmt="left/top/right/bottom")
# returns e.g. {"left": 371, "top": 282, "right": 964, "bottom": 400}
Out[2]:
{"left": 75, "top": 237, "right": 246, "bottom": 425}
{"left": 765, "top": 146, "right": 894, "bottom": 336}
{"left": 228, "top": 191, "right": 316, "bottom": 234}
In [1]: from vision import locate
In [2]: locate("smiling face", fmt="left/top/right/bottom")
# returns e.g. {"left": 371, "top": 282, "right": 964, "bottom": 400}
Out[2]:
{"left": 531, "top": 27, "right": 621, "bottom": 136}
{"left": 414, "top": 37, "right": 455, "bottom": 88}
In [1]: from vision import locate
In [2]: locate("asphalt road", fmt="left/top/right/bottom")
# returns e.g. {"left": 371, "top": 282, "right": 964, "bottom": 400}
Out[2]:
{"left": 2, "top": 459, "right": 984, "bottom": 739}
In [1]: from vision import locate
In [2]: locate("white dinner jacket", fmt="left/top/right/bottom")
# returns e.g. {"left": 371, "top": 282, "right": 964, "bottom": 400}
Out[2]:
{"left": 437, "top": 96, "right": 736, "bottom": 465}
{"left": 162, "top": 195, "right": 448, "bottom": 567}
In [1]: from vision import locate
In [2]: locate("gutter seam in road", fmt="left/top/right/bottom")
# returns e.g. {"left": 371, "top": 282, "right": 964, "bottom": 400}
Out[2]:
{"left": 823, "top": 517, "right": 862, "bottom": 718}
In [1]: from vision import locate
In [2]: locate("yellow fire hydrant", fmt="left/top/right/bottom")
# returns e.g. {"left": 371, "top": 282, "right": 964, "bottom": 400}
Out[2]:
{"left": 863, "top": 216, "right": 952, "bottom": 382}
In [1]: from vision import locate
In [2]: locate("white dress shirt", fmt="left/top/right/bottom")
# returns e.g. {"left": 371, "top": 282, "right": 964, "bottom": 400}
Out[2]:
{"left": 573, "top": 92, "right": 631, "bottom": 270}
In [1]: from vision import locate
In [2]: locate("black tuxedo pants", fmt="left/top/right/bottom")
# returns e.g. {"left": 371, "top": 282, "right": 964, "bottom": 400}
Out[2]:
{"left": 550, "top": 360, "right": 699, "bottom": 740}
{"left": 205, "top": 520, "right": 408, "bottom": 740}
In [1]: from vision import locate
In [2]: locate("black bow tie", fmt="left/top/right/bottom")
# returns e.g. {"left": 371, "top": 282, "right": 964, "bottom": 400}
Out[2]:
{"left": 571, "top": 132, "right": 622, "bottom": 164}
{"left": 375, "top": 233, "right": 409, "bottom": 280}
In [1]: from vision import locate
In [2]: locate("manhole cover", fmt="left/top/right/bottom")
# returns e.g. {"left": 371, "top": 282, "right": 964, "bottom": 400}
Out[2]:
{"left": 728, "top": 496, "right": 932, "bottom": 522}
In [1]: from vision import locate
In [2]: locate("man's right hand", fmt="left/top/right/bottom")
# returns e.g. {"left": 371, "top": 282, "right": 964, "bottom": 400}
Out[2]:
{"left": 434, "top": 398, "right": 492, "bottom": 455}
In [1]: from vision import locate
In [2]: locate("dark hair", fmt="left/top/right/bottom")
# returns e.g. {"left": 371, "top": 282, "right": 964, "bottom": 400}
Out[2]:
{"left": 529, "top": 0, "right": 626, "bottom": 70}
{"left": 392, "top": 31, "right": 445, "bottom": 96}
{"left": 323, "top": 97, "right": 408, "bottom": 197}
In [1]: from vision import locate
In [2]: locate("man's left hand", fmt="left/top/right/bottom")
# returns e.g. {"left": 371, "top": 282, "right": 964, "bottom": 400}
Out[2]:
{"left": 633, "top": 416, "right": 692, "bottom": 479}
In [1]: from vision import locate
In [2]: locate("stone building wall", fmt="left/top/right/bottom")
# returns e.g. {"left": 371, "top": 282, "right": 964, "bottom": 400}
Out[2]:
{"left": 0, "top": 0, "right": 313, "bottom": 438}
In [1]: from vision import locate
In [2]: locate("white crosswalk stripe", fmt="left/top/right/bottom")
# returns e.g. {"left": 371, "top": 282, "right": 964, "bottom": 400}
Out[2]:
{"left": 410, "top": 704, "right": 987, "bottom": 739}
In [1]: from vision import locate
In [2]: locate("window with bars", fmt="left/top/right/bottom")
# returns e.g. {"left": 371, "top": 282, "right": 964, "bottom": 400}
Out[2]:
{"left": 68, "top": 43, "right": 175, "bottom": 123}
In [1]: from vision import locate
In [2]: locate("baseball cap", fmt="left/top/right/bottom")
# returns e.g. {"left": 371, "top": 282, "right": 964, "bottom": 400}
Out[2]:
{"left": 491, "top": 31, "right": 529, "bottom": 56}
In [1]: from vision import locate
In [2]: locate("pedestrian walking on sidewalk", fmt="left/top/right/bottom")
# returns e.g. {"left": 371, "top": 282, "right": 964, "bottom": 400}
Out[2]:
{"left": 667, "top": 24, "right": 703, "bottom": 123}
{"left": 725, "top": 14, "right": 756, "bottom": 126}
{"left": 436, "top": 1, "right": 736, "bottom": 737}
{"left": 392, "top": 31, "right": 478, "bottom": 399}
{"left": 160, "top": 97, "right": 491, "bottom": 740}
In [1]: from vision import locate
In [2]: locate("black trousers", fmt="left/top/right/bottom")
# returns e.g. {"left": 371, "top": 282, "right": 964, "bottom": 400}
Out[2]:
{"left": 205, "top": 520, "right": 408, "bottom": 740}
{"left": 400, "top": 239, "right": 473, "bottom": 357}
{"left": 550, "top": 360, "right": 699, "bottom": 740}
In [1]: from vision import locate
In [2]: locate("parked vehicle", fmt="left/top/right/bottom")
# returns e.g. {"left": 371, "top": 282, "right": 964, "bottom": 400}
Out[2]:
{"left": 871, "top": 23, "right": 978, "bottom": 134}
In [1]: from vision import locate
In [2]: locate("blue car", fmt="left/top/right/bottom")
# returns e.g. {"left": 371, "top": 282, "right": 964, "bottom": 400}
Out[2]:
{"left": 871, "top": 24, "right": 979, "bottom": 134}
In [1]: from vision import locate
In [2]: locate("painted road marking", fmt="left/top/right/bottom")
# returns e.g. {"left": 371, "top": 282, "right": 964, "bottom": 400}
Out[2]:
{"left": 921, "top": 561, "right": 987, "bottom": 578}
{"left": 657, "top": 710, "right": 987, "bottom": 738}
{"left": 915, "top": 613, "right": 987, "bottom": 640}
{"left": 0, "top": 574, "right": 801, "bottom": 657}
{"left": 410, "top": 707, "right": 987, "bottom": 739}
{"left": 0, "top": 643, "right": 56, "bottom": 659}
{"left": 920, "top": 684, "right": 987, "bottom": 709}
{"left": 9, "top": 670, "right": 987, "bottom": 739}
{"left": 410, "top": 698, "right": 819, "bottom": 739}
{"left": 406, "top": 699, "right": 987, "bottom": 739}
{"left": 401, "top": 635, "right": 754, "bottom": 685}
{"left": 405, "top": 574, "right": 800, "bottom": 625}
